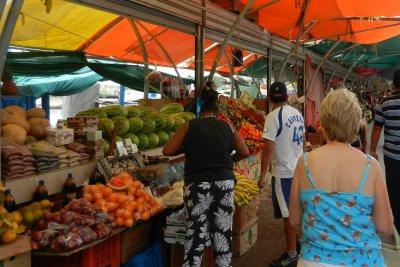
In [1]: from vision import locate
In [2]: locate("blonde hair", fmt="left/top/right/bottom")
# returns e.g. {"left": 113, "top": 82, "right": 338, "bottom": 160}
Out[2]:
{"left": 318, "top": 89, "right": 362, "bottom": 143}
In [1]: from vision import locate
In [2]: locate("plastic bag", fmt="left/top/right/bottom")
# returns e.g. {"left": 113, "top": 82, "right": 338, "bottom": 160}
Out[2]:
{"left": 77, "top": 226, "right": 98, "bottom": 244}
{"left": 92, "top": 223, "right": 112, "bottom": 239}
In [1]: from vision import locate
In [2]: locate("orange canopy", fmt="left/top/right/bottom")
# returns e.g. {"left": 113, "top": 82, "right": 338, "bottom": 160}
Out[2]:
{"left": 241, "top": 0, "right": 400, "bottom": 44}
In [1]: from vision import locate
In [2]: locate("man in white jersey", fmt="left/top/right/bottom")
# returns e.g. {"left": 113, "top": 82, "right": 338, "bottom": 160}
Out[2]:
{"left": 258, "top": 82, "right": 304, "bottom": 267}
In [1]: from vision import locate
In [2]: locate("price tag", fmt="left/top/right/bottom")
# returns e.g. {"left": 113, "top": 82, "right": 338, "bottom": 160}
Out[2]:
{"left": 116, "top": 141, "right": 128, "bottom": 156}
{"left": 125, "top": 139, "right": 138, "bottom": 153}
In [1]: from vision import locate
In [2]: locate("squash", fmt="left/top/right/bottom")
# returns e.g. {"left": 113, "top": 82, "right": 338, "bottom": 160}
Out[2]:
{"left": 1, "top": 124, "right": 27, "bottom": 145}
{"left": 6, "top": 115, "right": 30, "bottom": 133}
{"left": 4, "top": 106, "right": 27, "bottom": 120}
{"left": 26, "top": 108, "right": 46, "bottom": 119}
{"left": 29, "top": 125, "right": 47, "bottom": 140}
{"left": 0, "top": 110, "right": 10, "bottom": 125}
{"left": 28, "top": 118, "right": 50, "bottom": 129}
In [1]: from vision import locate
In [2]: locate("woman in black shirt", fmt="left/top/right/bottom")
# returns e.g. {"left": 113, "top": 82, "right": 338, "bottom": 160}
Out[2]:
{"left": 163, "top": 88, "right": 249, "bottom": 267}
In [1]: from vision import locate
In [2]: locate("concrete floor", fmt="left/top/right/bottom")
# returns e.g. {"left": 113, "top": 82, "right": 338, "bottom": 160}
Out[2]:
{"left": 233, "top": 123, "right": 387, "bottom": 267}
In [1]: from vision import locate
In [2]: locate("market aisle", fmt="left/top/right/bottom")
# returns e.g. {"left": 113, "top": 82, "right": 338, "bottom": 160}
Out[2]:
{"left": 366, "top": 122, "right": 385, "bottom": 174}
{"left": 232, "top": 189, "right": 286, "bottom": 267}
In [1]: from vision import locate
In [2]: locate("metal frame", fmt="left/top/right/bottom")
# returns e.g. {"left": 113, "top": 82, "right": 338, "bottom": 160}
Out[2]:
{"left": 0, "top": 0, "right": 24, "bottom": 76}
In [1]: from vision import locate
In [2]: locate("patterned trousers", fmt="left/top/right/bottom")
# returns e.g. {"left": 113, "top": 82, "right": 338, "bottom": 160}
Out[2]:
{"left": 182, "top": 180, "right": 235, "bottom": 267}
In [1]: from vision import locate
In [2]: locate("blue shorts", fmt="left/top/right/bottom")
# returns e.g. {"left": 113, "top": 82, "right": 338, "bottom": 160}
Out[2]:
{"left": 271, "top": 177, "right": 292, "bottom": 219}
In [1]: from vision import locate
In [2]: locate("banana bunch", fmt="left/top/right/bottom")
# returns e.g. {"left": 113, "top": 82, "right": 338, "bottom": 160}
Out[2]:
{"left": 234, "top": 173, "right": 260, "bottom": 206}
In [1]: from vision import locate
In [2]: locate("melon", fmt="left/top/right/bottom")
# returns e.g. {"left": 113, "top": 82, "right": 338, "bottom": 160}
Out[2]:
{"left": 115, "top": 136, "right": 123, "bottom": 143}
{"left": 128, "top": 117, "right": 143, "bottom": 133}
{"left": 172, "top": 117, "right": 185, "bottom": 131}
{"left": 139, "top": 106, "right": 157, "bottom": 117}
{"left": 136, "top": 133, "right": 149, "bottom": 150}
{"left": 126, "top": 106, "right": 143, "bottom": 118}
{"left": 30, "top": 125, "right": 46, "bottom": 139}
{"left": 76, "top": 108, "right": 107, "bottom": 118}
{"left": 3, "top": 114, "right": 30, "bottom": 133}
{"left": 112, "top": 116, "right": 129, "bottom": 136}
{"left": 103, "top": 105, "right": 128, "bottom": 118}
{"left": 173, "top": 112, "right": 196, "bottom": 121}
{"left": 141, "top": 116, "right": 156, "bottom": 134}
{"left": 163, "top": 115, "right": 175, "bottom": 131}
{"left": 156, "top": 131, "right": 169, "bottom": 146}
{"left": 122, "top": 133, "right": 139, "bottom": 146}
{"left": 26, "top": 108, "right": 46, "bottom": 119}
{"left": 160, "top": 103, "right": 184, "bottom": 115}
{"left": 146, "top": 132, "right": 159, "bottom": 148}
{"left": 1, "top": 124, "right": 27, "bottom": 145}
{"left": 28, "top": 118, "right": 50, "bottom": 129}
{"left": 4, "top": 106, "right": 27, "bottom": 120}
{"left": 103, "top": 139, "right": 110, "bottom": 153}
{"left": 98, "top": 118, "right": 115, "bottom": 137}
{"left": 0, "top": 110, "right": 10, "bottom": 125}
{"left": 152, "top": 114, "right": 167, "bottom": 132}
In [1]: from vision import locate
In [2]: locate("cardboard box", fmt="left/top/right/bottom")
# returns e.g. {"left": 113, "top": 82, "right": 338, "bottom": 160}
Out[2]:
{"left": 232, "top": 218, "right": 258, "bottom": 256}
{"left": 233, "top": 198, "right": 259, "bottom": 234}
{"left": 120, "top": 222, "right": 150, "bottom": 264}
{"left": 0, "top": 236, "right": 31, "bottom": 267}
{"left": 46, "top": 128, "right": 74, "bottom": 146}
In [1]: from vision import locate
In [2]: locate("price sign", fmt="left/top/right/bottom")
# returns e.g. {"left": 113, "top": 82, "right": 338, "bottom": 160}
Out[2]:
{"left": 116, "top": 141, "right": 128, "bottom": 156}
{"left": 124, "top": 139, "right": 138, "bottom": 154}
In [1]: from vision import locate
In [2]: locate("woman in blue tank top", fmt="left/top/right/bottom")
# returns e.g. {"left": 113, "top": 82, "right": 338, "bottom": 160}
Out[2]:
{"left": 289, "top": 89, "right": 393, "bottom": 267}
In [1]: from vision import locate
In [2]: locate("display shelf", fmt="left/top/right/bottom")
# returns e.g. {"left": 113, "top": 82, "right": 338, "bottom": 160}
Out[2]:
{"left": 32, "top": 228, "right": 123, "bottom": 258}
{"left": 3, "top": 163, "right": 96, "bottom": 204}
{"left": 0, "top": 235, "right": 31, "bottom": 261}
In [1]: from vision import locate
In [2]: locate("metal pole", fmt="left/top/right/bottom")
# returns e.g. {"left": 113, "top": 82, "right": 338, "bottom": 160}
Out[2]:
{"left": 0, "top": 0, "right": 24, "bottom": 76}
{"left": 119, "top": 85, "right": 125, "bottom": 105}
{"left": 207, "top": 0, "right": 255, "bottom": 83}
{"left": 128, "top": 19, "right": 149, "bottom": 99}
{"left": 344, "top": 55, "right": 364, "bottom": 82}
{"left": 0, "top": 1, "right": 7, "bottom": 22}
{"left": 194, "top": 0, "right": 205, "bottom": 117}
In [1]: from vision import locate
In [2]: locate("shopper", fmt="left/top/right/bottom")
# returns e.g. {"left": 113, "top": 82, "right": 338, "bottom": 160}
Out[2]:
{"left": 351, "top": 117, "right": 367, "bottom": 153}
{"left": 370, "top": 69, "right": 400, "bottom": 232}
{"left": 163, "top": 88, "right": 249, "bottom": 267}
{"left": 257, "top": 82, "right": 304, "bottom": 267}
{"left": 290, "top": 89, "right": 393, "bottom": 266}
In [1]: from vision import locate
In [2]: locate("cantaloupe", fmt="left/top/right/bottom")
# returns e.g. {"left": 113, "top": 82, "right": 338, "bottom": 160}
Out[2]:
{"left": 1, "top": 124, "right": 27, "bottom": 145}
{"left": 4, "top": 106, "right": 27, "bottom": 120}
{"left": 0, "top": 110, "right": 10, "bottom": 125}
{"left": 30, "top": 125, "right": 46, "bottom": 139}
{"left": 28, "top": 118, "right": 50, "bottom": 129}
{"left": 6, "top": 115, "right": 30, "bottom": 133}
{"left": 26, "top": 108, "right": 46, "bottom": 119}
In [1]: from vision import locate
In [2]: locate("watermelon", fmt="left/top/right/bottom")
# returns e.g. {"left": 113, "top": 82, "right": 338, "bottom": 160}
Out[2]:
{"left": 137, "top": 133, "right": 149, "bottom": 150}
{"left": 163, "top": 115, "right": 175, "bottom": 131}
{"left": 173, "top": 112, "right": 196, "bottom": 121}
{"left": 160, "top": 103, "right": 184, "bottom": 115}
{"left": 141, "top": 116, "right": 156, "bottom": 134}
{"left": 139, "top": 106, "right": 157, "bottom": 117}
{"left": 103, "top": 139, "right": 110, "bottom": 153}
{"left": 128, "top": 117, "right": 143, "bottom": 133}
{"left": 103, "top": 105, "right": 128, "bottom": 118}
{"left": 126, "top": 106, "right": 143, "bottom": 117}
{"left": 156, "top": 131, "right": 169, "bottom": 146}
{"left": 112, "top": 116, "right": 130, "bottom": 135}
{"left": 147, "top": 132, "right": 159, "bottom": 148}
{"left": 152, "top": 114, "right": 167, "bottom": 132}
{"left": 76, "top": 108, "right": 107, "bottom": 118}
{"left": 172, "top": 116, "right": 185, "bottom": 131}
{"left": 122, "top": 133, "right": 139, "bottom": 145}
{"left": 115, "top": 136, "right": 123, "bottom": 142}
{"left": 167, "top": 131, "right": 175, "bottom": 139}
{"left": 98, "top": 118, "right": 115, "bottom": 137}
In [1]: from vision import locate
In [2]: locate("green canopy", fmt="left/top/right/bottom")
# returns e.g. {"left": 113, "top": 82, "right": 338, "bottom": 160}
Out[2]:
{"left": 5, "top": 51, "right": 193, "bottom": 97}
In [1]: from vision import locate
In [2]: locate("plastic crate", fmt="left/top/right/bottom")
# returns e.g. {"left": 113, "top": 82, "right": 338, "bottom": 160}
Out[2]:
{"left": 32, "top": 234, "right": 120, "bottom": 267}
{"left": 122, "top": 242, "right": 163, "bottom": 267}
{"left": 1, "top": 95, "right": 36, "bottom": 109}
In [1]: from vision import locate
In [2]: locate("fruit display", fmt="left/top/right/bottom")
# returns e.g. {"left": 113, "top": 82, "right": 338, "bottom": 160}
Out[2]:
{"left": 19, "top": 199, "right": 53, "bottom": 228}
{"left": 234, "top": 172, "right": 260, "bottom": 206}
{"left": 83, "top": 175, "right": 163, "bottom": 228}
{"left": 30, "top": 198, "right": 114, "bottom": 252}
{"left": 237, "top": 122, "right": 264, "bottom": 154}
{"left": 0, "top": 206, "right": 25, "bottom": 244}
{"left": 77, "top": 103, "right": 195, "bottom": 152}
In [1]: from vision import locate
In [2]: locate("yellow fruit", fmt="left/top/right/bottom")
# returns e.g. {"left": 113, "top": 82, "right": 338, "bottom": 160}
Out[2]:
{"left": 15, "top": 224, "right": 26, "bottom": 234}
{"left": 10, "top": 211, "right": 23, "bottom": 224}
{"left": 1, "top": 229, "right": 17, "bottom": 244}
{"left": 2, "top": 218, "right": 13, "bottom": 228}
{"left": 0, "top": 206, "right": 7, "bottom": 217}
{"left": 11, "top": 222, "right": 18, "bottom": 232}
{"left": 0, "top": 227, "right": 5, "bottom": 237}
{"left": 23, "top": 211, "right": 35, "bottom": 225}
{"left": 33, "top": 209, "right": 43, "bottom": 221}
{"left": 30, "top": 203, "right": 42, "bottom": 211}
{"left": 39, "top": 199, "right": 51, "bottom": 209}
